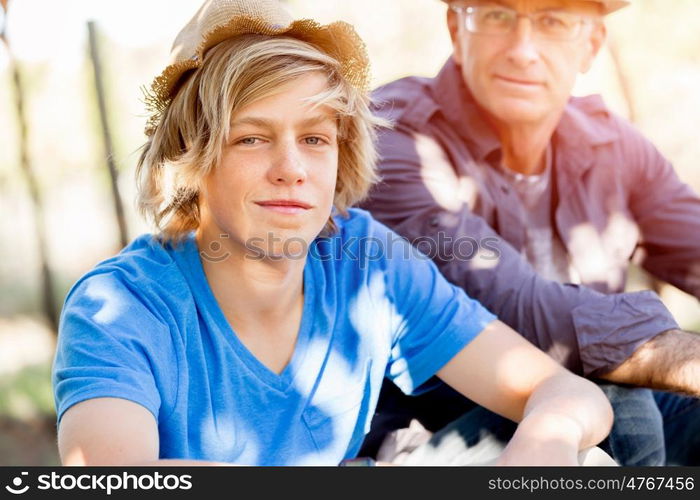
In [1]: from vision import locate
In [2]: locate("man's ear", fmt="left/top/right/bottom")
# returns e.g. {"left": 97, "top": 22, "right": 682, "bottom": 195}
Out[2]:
{"left": 447, "top": 7, "right": 463, "bottom": 64}
{"left": 580, "top": 21, "right": 606, "bottom": 74}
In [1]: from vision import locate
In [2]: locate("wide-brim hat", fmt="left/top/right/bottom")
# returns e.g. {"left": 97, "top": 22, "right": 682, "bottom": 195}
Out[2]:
{"left": 440, "top": 0, "right": 630, "bottom": 15}
{"left": 145, "top": 0, "right": 370, "bottom": 136}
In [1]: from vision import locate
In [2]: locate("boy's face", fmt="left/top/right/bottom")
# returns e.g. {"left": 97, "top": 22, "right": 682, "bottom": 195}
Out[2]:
{"left": 198, "top": 72, "right": 339, "bottom": 259}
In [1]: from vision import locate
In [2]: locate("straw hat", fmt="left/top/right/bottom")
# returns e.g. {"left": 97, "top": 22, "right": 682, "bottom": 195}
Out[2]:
{"left": 145, "top": 0, "right": 370, "bottom": 136}
{"left": 440, "top": 0, "right": 630, "bottom": 15}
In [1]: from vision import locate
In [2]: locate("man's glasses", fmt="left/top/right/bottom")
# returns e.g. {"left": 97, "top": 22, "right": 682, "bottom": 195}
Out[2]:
{"left": 451, "top": 5, "right": 595, "bottom": 41}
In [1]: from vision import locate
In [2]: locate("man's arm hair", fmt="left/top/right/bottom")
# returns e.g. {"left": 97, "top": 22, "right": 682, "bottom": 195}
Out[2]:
{"left": 601, "top": 329, "right": 700, "bottom": 397}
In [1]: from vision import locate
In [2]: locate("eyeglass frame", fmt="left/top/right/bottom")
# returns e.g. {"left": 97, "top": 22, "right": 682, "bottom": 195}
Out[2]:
{"left": 450, "top": 4, "right": 599, "bottom": 41}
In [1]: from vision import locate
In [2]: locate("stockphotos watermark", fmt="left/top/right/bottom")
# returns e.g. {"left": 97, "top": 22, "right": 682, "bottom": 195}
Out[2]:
{"left": 4, "top": 470, "right": 192, "bottom": 495}
{"left": 200, "top": 231, "right": 501, "bottom": 266}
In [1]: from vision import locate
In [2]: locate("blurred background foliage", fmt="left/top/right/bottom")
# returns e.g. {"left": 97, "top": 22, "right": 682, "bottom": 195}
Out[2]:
{"left": 0, "top": 0, "right": 698, "bottom": 465}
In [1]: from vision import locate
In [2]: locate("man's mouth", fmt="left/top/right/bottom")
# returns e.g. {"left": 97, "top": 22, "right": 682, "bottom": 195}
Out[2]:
{"left": 494, "top": 75, "right": 543, "bottom": 87}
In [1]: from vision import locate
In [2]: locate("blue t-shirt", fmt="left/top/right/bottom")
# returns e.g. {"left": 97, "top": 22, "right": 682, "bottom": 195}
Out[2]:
{"left": 53, "top": 208, "right": 496, "bottom": 465}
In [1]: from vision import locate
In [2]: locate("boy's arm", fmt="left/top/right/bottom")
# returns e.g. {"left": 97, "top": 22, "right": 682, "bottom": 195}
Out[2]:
{"left": 437, "top": 320, "right": 614, "bottom": 466}
{"left": 58, "top": 398, "right": 232, "bottom": 466}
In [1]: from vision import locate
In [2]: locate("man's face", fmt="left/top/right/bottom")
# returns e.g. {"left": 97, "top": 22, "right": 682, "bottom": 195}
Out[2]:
{"left": 448, "top": 0, "right": 606, "bottom": 127}
{"left": 197, "top": 72, "right": 339, "bottom": 259}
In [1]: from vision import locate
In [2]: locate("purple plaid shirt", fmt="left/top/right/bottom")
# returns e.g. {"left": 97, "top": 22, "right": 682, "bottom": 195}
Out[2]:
{"left": 361, "top": 59, "right": 700, "bottom": 376}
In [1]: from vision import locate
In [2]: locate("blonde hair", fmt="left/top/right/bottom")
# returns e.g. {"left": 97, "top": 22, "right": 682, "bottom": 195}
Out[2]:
{"left": 136, "top": 34, "right": 386, "bottom": 244}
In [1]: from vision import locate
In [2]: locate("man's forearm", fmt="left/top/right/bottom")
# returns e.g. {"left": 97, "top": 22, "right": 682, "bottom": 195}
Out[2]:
{"left": 601, "top": 329, "right": 700, "bottom": 396}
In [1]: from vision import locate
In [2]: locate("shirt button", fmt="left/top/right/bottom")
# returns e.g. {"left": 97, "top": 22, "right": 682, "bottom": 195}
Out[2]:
{"left": 501, "top": 185, "right": 510, "bottom": 194}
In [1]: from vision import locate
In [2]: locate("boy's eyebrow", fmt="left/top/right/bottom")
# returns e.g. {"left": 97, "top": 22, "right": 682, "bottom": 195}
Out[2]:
{"left": 230, "top": 116, "right": 273, "bottom": 129}
{"left": 230, "top": 114, "right": 335, "bottom": 129}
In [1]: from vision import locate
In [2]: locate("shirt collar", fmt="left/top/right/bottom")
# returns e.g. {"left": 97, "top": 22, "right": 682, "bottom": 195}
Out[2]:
{"left": 554, "top": 94, "right": 619, "bottom": 149}
{"left": 431, "top": 58, "right": 502, "bottom": 163}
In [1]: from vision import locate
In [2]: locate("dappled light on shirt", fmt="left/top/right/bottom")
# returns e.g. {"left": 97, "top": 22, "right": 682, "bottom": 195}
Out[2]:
{"left": 199, "top": 414, "right": 242, "bottom": 463}
{"left": 348, "top": 271, "right": 402, "bottom": 354}
{"left": 567, "top": 212, "right": 639, "bottom": 292}
{"left": 470, "top": 248, "right": 501, "bottom": 271}
{"left": 85, "top": 277, "right": 129, "bottom": 326}
{"left": 415, "top": 132, "right": 480, "bottom": 212}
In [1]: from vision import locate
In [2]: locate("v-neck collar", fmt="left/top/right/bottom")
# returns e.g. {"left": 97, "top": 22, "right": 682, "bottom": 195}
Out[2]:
{"left": 176, "top": 232, "right": 316, "bottom": 393}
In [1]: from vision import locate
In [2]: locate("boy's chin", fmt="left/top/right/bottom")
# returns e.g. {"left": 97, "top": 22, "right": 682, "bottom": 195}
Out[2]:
{"left": 244, "top": 234, "right": 314, "bottom": 262}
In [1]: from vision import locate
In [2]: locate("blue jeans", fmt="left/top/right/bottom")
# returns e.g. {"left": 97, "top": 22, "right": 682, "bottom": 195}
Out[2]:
{"left": 360, "top": 379, "right": 700, "bottom": 466}
{"left": 594, "top": 384, "right": 700, "bottom": 466}
{"left": 655, "top": 389, "right": 700, "bottom": 465}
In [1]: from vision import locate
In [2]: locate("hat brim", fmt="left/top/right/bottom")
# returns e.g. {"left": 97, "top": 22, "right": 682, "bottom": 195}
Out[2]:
{"left": 145, "top": 16, "right": 369, "bottom": 136}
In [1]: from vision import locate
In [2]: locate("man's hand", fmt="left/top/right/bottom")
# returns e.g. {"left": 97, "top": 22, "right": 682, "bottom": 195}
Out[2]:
{"left": 601, "top": 329, "right": 700, "bottom": 396}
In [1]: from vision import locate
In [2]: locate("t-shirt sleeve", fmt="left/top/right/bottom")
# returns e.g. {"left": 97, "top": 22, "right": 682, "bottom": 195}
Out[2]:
{"left": 371, "top": 218, "right": 498, "bottom": 394}
{"left": 52, "top": 270, "right": 169, "bottom": 426}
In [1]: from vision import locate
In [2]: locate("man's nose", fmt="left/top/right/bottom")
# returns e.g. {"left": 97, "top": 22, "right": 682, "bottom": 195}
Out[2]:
{"left": 268, "top": 143, "right": 307, "bottom": 185}
{"left": 505, "top": 17, "right": 540, "bottom": 68}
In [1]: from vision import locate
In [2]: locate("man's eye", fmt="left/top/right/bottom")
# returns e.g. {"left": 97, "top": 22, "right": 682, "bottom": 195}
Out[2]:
{"left": 538, "top": 14, "right": 567, "bottom": 28}
{"left": 483, "top": 8, "right": 511, "bottom": 22}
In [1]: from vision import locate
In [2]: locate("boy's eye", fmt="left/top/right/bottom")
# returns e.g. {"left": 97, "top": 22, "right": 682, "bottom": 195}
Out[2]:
{"left": 238, "top": 137, "right": 259, "bottom": 145}
{"left": 304, "top": 137, "right": 322, "bottom": 145}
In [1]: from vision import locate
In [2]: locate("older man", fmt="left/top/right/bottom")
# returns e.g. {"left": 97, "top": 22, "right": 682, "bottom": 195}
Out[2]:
{"left": 361, "top": 0, "right": 700, "bottom": 465}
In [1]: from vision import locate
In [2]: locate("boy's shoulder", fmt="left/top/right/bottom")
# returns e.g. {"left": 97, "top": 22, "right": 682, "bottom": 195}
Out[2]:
{"left": 63, "top": 233, "right": 188, "bottom": 310}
